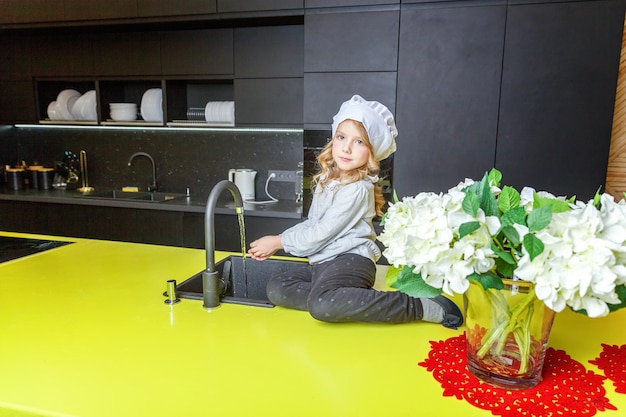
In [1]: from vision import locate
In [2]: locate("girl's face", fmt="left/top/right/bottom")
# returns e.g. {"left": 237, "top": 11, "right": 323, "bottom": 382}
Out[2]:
{"left": 332, "top": 120, "right": 371, "bottom": 174}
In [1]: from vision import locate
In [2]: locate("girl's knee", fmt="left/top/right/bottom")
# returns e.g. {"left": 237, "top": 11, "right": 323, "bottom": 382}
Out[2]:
{"left": 307, "top": 294, "right": 345, "bottom": 322}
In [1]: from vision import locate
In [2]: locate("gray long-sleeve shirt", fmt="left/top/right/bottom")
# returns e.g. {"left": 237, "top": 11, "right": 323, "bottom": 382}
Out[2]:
{"left": 281, "top": 178, "right": 382, "bottom": 265}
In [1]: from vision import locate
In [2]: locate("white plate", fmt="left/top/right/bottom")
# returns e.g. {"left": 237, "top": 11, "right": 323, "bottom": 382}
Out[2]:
{"left": 81, "top": 90, "right": 97, "bottom": 121}
{"left": 205, "top": 101, "right": 234, "bottom": 123}
{"left": 56, "top": 89, "right": 81, "bottom": 120}
{"left": 141, "top": 88, "right": 162, "bottom": 122}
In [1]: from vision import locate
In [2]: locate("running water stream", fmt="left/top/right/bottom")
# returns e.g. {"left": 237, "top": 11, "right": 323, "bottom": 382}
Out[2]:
{"left": 237, "top": 211, "right": 248, "bottom": 298}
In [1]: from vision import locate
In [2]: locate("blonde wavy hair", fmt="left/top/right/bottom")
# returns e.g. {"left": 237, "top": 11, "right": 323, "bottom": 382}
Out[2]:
{"left": 311, "top": 119, "right": 387, "bottom": 216}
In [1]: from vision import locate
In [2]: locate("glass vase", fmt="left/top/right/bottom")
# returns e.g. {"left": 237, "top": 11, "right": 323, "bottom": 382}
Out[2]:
{"left": 463, "top": 278, "right": 556, "bottom": 390}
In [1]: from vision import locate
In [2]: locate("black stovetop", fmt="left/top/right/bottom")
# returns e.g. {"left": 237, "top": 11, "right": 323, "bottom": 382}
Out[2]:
{"left": 0, "top": 236, "right": 72, "bottom": 263}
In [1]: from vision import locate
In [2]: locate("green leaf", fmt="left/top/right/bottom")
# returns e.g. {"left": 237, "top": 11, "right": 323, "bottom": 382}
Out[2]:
{"left": 462, "top": 192, "right": 479, "bottom": 217}
{"left": 385, "top": 265, "right": 402, "bottom": 287}
{"left": 468, "top": 271, "right": 504, "bottom": 291}
{"left": 392, "top": 189, "right": 400, "bottom": 204}
{"left": 459, "top": 221, "right": 480, "bottom": 239}
{"left": 495, "top": 257, "right": 516, "bottom": 277}
{"left": 500, "top": 206, "right": 526, "bottom": 228}
{"left": 533, "top": 192, "right": 574, "bottom": 213}
{"left": 491, "top": 240, "right": 516, "bottom": 264}
{"left": 608, "top": 284, "right": 626, "bottom": 313}
{"left": 523, "top": 234, "right": 545, "bottom": 261}
{"left": 390, "top": 266, "right": 442, "bottom": 298}
{"left": 500, "top": 225, "right": 521, "bottom": 248}
{"left": 593, "top": 187, "right": 603, "bottom": 208}
{"left": 527, "top": 206, "right": 552, "bottom": 232}
{"left": 488, "top": 168, "right": 502, "bottom": 188}
{"left": 498, "top": 186, "right": 521, "bottom": 213}
{"left": 465, "top": 172, "right": 498, "bottom": 217}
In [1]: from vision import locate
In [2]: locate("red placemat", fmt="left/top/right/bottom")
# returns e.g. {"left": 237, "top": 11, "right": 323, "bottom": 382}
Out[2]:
{"left": 419, "top": 334, "right": 616, "bottom": 417}
{"left": 590, "top": 344, "right": 626, "bottom": 394}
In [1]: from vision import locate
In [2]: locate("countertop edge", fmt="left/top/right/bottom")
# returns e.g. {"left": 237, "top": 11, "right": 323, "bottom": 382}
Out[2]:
{"left": 0, "top": 190, "right": 304, "bottom": 219}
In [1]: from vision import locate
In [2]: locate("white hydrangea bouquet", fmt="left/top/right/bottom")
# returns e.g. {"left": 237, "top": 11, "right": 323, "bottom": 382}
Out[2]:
{"left": 378, "top": 168, "right": 626, "bottom": 387}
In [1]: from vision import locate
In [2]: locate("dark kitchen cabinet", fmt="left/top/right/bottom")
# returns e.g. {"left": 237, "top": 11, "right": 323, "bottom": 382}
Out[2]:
{"left": 304, "top": 72, "right": 397, "bottom": 129}
{"left": 64, "top": 0, "right": 138, "bottom": 21}
{"left": 306, "top": 0, "right": 398, "bottom": 6}
{"left": 303, "top": 7, "right": 399, "bottom": 129}
{"left": 393, "top": 3, "right": 506, "bottom": 197}
{"left": 98, "top": 80, "right": 164, "bottom": 125}
{"left": 87, "top": 206, "right": 184, "bottom": 246}
{"left": 216, "top": 0, "right": 303, "bottom": 13}
{"left": 137, "top": 0, "right": 217, "bottom": 17}
{"left": 304, "top": 8, "right": 398, "bottom": 72}
{"left": 234, "top": 25, "right": 303, "bottom": 78}
{"left": 0, "top": 0, "right": 64, "bottom": 24}
{"left": 30, "top": 34, "right": 94, "bottom": 77}
{"left": 183, "top": 212, "right": 300, "bottom": 253}
{"left": 36, "top": 80, "right": 97, "bottom": 123}
{"left": 0, "top": 34, "right": 31, "bottom": 80}
{"left": 93, "top": 32, "right": 161, "bottom": 76}
{"left": 0, "top": 81, "right": 37, "bottom": 123}
{"left": 165, "top": 80, "right": 234, "bottom": 125}
{"left": 234, "top": 78, "right": 303, "bottom": 126}
{"left": 0, "top": 201, "right": 84, "bottom": 237}
{"left": 495, "top": 0, "right": 625, "bottom": 200}
{"left": 0, "top": 200, "right": 184, "bottom": 246}
{"left": 161, "top": 29, "right": 233, "bottom": 76}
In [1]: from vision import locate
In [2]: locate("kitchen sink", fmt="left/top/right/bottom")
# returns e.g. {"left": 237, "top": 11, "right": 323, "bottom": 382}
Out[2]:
{"left": 81, "top": 190, "right": 187, "bottom": 203}
{"left": 174, "top": 255, "right": 307, "bottom": 308}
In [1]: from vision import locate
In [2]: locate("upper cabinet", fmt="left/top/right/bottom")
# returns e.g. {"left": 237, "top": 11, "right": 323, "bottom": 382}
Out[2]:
{"left": 137, "top": 0, "right": 217, "bottom": 17}
{"left": 394, "top": 2, "right": 506, "bottom": 196}
{"left": 64, "top": 0, "right": 138, "bottom": 21}
{"left": 216, "top": 0, "right": 303, "bottom": 13}
{"left": 306, "top": 0, "right": 398, "bottom": 7}
{"left": 161, "top": 29, "right": 233, "bottom": 76}
{"left": 93, "top": 32, "right": 161, "bottom": 76}
{"left": 303, "top": 6, "right": 399, "bottom": 129}
{"left": 30, "top": 33, "right": 94, "bottom": 77}
{"left": 0, "top": 0, "right": 64, "bottom": 24}
{"left": 495, "top": 0, "right": 626, "bottom": 200}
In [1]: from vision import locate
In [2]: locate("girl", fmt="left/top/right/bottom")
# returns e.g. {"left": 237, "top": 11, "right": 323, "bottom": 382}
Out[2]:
{"left": 248, "top": 95, "right": 463, "bottom": 328}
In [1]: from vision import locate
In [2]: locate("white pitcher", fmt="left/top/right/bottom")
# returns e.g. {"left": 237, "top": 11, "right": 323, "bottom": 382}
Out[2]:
{"left": 228, "top": 169, "right": 257, "bottom": 201}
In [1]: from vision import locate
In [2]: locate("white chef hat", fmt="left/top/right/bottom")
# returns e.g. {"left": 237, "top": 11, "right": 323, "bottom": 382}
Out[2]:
{"left": 331, "top": 94, "right": 398, "bottom": 161}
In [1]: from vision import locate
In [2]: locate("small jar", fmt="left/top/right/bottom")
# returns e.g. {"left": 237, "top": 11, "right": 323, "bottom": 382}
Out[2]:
{"left": 6, "top": 168, "right": 25, "bottom": 191}
{"left": 28, "top": 165, "right": 43, "bottom": 189}
{"left": 37, "top": 168, "right": 55, "bottom": 190}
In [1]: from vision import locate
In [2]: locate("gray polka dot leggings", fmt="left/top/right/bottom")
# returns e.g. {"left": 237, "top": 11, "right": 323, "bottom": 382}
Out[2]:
{"left": 266, "top": 253, "right": 424, "bottom": 323}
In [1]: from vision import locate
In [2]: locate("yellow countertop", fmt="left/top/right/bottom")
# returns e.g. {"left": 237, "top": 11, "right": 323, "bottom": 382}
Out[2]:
{"left": 1, "top": 231, "right": 625, "bottom": 417}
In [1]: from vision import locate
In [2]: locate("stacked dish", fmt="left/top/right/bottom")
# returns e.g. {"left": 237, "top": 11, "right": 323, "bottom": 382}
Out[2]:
{"left": 204, "top": 101, "right": 235, "bottom": 125}
{"left": 110, "top": 103, "right": 137, "bottom": 121}
{"left": 71, "top": 90, "right": 97, "bottom": 121}
{"left": 141, "top": 88, "right": 163, "bottom": 123}
{"left": 47, "top": 89, "right": 80, "bottom": 121}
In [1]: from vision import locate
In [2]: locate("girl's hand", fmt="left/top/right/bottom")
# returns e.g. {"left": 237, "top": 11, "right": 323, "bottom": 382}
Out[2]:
{"left": 248, "top": 235, "right": 283, "bottom": 261}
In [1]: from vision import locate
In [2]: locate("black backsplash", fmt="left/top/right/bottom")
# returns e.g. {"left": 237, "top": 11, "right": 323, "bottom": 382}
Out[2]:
{"left": 2, "top": 125, "right": 303, "bottom": 200}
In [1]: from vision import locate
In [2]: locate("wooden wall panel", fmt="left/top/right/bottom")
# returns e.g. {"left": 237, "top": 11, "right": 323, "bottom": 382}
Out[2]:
{"left": 606, "top": 14, "right": 626, "bottom": 199}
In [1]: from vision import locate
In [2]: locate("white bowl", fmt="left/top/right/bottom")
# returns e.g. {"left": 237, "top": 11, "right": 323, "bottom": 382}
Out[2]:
{"left": 47, "top": 101, "right": 60, "bottom": 120}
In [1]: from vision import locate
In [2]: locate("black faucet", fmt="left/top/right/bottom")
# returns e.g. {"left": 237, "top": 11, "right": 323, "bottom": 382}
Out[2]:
{"left": 202, "top": 180, "right": 244, "bottom": 309}
{"left": 127, "top": 152, "right": 157, "bottom": 192}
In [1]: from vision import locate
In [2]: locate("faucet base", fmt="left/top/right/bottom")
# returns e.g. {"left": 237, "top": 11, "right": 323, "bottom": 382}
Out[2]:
{"left": 202, "top": 270, "right": 221, "bottom": 309}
